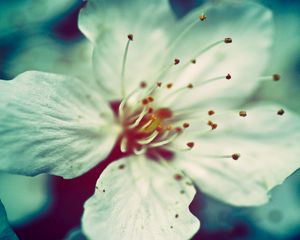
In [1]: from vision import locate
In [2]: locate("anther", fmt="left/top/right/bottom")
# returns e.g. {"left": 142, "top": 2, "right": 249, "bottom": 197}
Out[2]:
{"left": 211, "top": 123, "right": 218, "bottom": 130}
{"left": 277, "top": 109, "right": 285, "bottom": 116}
{"left": 140, "top": 81, "right": 147, "bottom": 88}
{"left": 239, "top": 111, "right": 247, "bottom": 117}
{"left": 187, "top": 83, "right": 194, "bottom": 89}
{"left": 148, "top": 96, "right": 154, "bottom": 102}
{"left": 175, "top": 127, "right": 182, "bottom": 133}
{"left": 183, "top": 123, "right": 190, "bottom": 128}
{"left": 232, "top": 153, "right": 240, "bottom": 160}
{"left": 186, "top": 142, "right": 195, "bottom": 148}
{"left": 127, "top": 34, "right": 133, "bottom": 41}
{"left": 142, "top": 98, "right": 149, "bottom": 105}
{"left": 273, "top": 74, "right": 281, "bottom": 81}
{"left": 199, "top": 14, "right": 207, "bottom": 21}
{"left": 157, "top": 82, "right": 162, "bottom": 87}
{"left": 167, "top": 83, "right": 173, "bottom": 89}
{"left": 224, "top": 37, "right": 232, "bottom": 44}
{"left": 191, "top": 59, "right": 196, "bottom": 64}
{"left": 148, "top": 108, "right": 153, "bottom": 114}
{"left": 226, "top": 74, "right": 231, "bottom": 80}
{"left": 174, "top": 174, "right": 183, "bottom": 181}
{"left": 174, "top": 58, "right": 180, "bottom": 65}
{"left": 208, "top": 110, "right": 215, "bottom": 116}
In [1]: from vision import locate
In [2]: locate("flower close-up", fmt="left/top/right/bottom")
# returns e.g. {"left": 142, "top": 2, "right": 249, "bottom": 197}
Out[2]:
{"left": 0, "top": 0, "right": 300, "bottom": 239}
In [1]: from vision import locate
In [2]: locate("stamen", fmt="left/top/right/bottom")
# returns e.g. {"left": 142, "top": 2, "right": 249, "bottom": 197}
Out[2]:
{"left": 133, "top": 147, "right": 146, "bottom": 155}
{"left": 226, "top": 74, "right": 232, "bottom": 80}
{"left": 183, "top": 123, "right": 190, "bottom": 128}
{"left": 208, "top": 110, "right": 215, "bottom": 116}
{"left": 239, "top": 111, "right": 247, "bottom": 117}
{"left": 128, "top": 107, "right": 147, "bottom": 129}
{"left": 191, "top": 59, "right": 196, "bottom": 64}
{"left": 167, "top": 83, "right": 173, "bottom": 89}
{"left": 224, "top": 37, "right": 232, "bottom": 43}
{"left": 149, "top": 132, "right": 179, "bottom": 148}
{"left": 174, "top": 58, "right": 180, "bottom": 65}
{"left": 199, "top": 14, "right": 206, "bottom": 21}
{"left": 186, "top": 142, "right": 195, "bottom": 148}
{"left": 231, "top": 153, "right": 240, "bottom": 160}
{"left": 273, "top": 74, "right": 281, "bottom": 81}
{"left": 142, "top": 98, "right": 149, "bottom": 105}
{"left": 190, "top": 39, "right": 225, "bottom": 63}
{"left": 121, "top": 34, "right": 133, "bottom": 97}
{"left": 140, "top": 81, "right": 147, "bottom": 88}
{"left": 277, "top": 109, "right": 285, "bottom": 116}
{"left": 137, "top": 131, "right": 159, "bottom": 145}
{"left": 258, "top": 74, "right": 281, "bottom": 82}
{"left": 195, "top": 75, "right": 230, "bottom": 88}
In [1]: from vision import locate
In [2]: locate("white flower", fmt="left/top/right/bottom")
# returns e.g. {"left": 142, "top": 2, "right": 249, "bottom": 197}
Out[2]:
{"left": 0, "top": 0, "right": 300, "bottom": 239}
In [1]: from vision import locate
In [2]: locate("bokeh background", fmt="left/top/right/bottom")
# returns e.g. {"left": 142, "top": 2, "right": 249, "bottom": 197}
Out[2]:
{"left": 0, "top": 0, "right": 299, "bottom": 239}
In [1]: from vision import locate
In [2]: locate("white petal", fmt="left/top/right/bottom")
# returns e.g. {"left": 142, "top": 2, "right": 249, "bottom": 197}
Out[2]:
{"left": 0, "top": 173, "right": 49, "bottom": 225}
{"left": 0, "top": 200, "right": 18, "bottom": 240}
{"left": 82, "top": 157, "right": 199, "bottom": 240}
{"left": 0, "top": 71, "right": 119, "bottom": 179}
{"left": 78, "top": 0, "right": 176, "bottom": 100}
{"left": 165, "top": 0, "right": 273, "bottom": 110}
{"left": 174, "top": 104, "right": 300, "bottom": 206}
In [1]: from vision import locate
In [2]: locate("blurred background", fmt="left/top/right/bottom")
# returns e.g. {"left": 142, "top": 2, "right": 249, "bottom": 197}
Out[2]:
{"left": 0, "top": 0, "right": 299, "bottom": 239}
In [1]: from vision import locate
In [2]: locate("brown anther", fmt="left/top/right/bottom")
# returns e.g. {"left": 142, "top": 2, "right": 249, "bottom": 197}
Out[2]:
{"left": 140, "top": 81, "right": 147, "bottom": 88}
{"left": 191, "top": 59, "right": 196, "bottom": 64}
{"left": 174, "top": 174, "right": 183, "bottom": 181}
{"left": 174, "top": 58, "right": 180, "bottom": 65}
{"left": 157, "top": 82, "right": 162, "bottom": 87}
{"left": 167, "top": 83, "right": 173, "bottom": 89}
{"left": 175, "top": 214, "right": 179, "bottom": 218}
{"left": 148, "top": 96, "right": 154, "bottom": 102}
{"left": 175, "top": 127, "right": 182, "bottom": 133}
{"left": 148, "top": 107, "right": 153, "bottom": 114}
{"left": 142, "top": 98, "right": 149, "bottom": 105}
{"left": 199, "top": 14, "right": 206, "bottom": 21}
{"left": 208, "top": 110, "right": 215, "bottom": 116}
{"left": 127, "top": 34, "right": 133, "bottom": 41}
{"left": 207, "top": 120, "right": 213, "bottom": 126}
{"left": 187, "top": 83, "right": 194, "bottom": 89}
{"left": 226, "top": 74, "right": 232, "bottom": 80}
{"left": 273, "top": 74, "right": 281, "bottom": 81}
{"left": 232, "top": 153, "right": 240, "bottom": 160}
{"left": 211, "top": 123, "right": 218, "bottom": 130}
{"left": 118, "top": 164, "right": 125, "bottom": 170}
{"left": 186, "top": 142, "right": 195, "bottom": 148}
{"left": 183, "top": 123, "right": 190, "bottom": 128}
{"left": 239, "top": 111, "right": 247, "bottom": 117}
{"left": 277, "top": 109, "right": 285, "bottom": 116}
{"left": 224, "top": 37, "right": 232, "bottom": 44}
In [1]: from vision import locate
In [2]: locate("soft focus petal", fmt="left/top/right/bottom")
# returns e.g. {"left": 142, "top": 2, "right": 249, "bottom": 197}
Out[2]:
{"left": 165, "top": 0, "right": 273, "bottom": 110}
{"left": 0, "top": 200, "right": 18, "bottom": 240}
{"left": 82, "top": 157, "right": 199, "bottom": 240}
{"left": 0, "top": 71, "right": 119, "bottom": 179}
{"left": 0, "top": 173, "right": 49, "bottom": 225}
{"left": 79, "top": 0, "right": 176, "bottom": 100}
{"left": 174, "top": 104, "right": 300, "bottom": 206}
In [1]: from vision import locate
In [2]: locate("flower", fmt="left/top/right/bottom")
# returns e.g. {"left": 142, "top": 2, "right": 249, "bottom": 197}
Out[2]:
{"left": 0, "top": 0, "right": 300, "bottom": 239}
